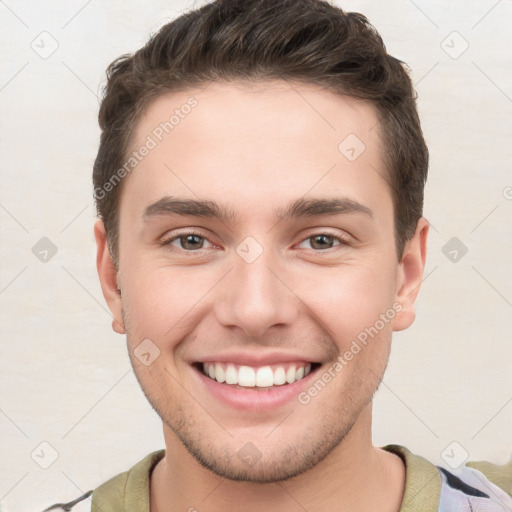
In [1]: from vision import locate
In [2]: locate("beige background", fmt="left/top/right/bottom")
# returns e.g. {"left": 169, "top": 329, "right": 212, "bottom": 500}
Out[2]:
{"left": 1, "top": 0, "right": 511, "bottom": 510}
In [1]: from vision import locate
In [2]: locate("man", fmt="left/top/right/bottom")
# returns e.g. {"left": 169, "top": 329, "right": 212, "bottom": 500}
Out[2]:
{"left": 44, "top": 0, "right": 511, "bottom": 510}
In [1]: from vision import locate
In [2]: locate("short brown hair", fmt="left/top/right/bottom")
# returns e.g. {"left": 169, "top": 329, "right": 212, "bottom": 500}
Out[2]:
{"left": 93, "top": 0, "right": 428, "bottom": 265}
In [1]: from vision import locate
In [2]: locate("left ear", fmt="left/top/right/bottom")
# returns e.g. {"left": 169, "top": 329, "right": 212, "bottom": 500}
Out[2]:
{"left": 393, "top": 217, "right": 429, "bottom": 332}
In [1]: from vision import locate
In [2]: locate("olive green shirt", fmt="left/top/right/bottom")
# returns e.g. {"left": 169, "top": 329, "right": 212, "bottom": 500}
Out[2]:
{"left": 88, "top": 444, "right": 512, "bottom": 512}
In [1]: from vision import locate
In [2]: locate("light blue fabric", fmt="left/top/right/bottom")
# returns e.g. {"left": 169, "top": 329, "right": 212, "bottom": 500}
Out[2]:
{"left": 437, "top": 463, "right": 512, "bottom": 511}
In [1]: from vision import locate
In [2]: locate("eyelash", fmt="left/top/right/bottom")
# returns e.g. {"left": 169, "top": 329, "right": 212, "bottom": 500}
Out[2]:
{"left": 160, "top": 229, "right": 351, "bottom": 253}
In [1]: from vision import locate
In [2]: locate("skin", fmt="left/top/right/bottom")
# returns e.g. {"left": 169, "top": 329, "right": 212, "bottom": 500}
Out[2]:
{"left": 95, "top": 79, "right": 429, "bottom": 512}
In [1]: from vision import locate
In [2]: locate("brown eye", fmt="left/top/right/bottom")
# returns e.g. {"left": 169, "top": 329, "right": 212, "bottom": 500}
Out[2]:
{"left": 178, "top": 234, "right": 205, "bottom": 250}
{"left": 298, "top": 232, "right": 348, "bottom": 251}
{"left": 162, "top": 232, "right": 212, "bottom": 251}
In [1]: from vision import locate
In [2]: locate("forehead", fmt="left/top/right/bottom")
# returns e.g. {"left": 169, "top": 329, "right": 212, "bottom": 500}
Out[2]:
{"left": 132, "top": 79, "right": 381, "bottom": 158}
{"left": 120, "top": 80, "right": 390, "bottom": 226}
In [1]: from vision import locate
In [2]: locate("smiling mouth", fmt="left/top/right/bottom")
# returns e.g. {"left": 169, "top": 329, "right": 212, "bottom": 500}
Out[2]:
{"left": 194, "top": 361, "right": 322, "bottom": 390}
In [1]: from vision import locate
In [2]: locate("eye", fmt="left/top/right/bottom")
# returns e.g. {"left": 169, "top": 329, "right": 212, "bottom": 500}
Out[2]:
{"left": 160, "top": 230, "right": 350, "bottom": 253}
{"left": 161, "top": 231, "right": 214, "bottom": 251}
{"left": 298, "top": 232, "right": 349, "bottom": 251}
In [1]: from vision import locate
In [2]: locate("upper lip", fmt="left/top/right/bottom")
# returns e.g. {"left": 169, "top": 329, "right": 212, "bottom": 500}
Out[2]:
{"left": 193, "top": 350, "right": 321, "bottom": 367}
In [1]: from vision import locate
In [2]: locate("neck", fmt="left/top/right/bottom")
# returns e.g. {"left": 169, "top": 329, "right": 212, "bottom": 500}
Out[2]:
{"left": 150, "top": 405, "right": 405, "bottom": 512}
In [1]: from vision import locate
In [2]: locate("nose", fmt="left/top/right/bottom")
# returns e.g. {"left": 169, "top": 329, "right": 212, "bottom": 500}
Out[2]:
{"left": 214, "top": 243, "right": 300, "bottom": 339}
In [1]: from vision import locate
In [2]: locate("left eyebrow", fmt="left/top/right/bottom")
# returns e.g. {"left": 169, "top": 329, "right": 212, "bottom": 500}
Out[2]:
{"left": 275, "top": 197, "right": 373, "bottom": 221}
{"left": 141, "top": 195, "right": 374, "bottom": 223}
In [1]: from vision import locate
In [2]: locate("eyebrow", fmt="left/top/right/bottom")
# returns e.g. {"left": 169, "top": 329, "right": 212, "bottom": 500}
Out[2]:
{"left": 142, "top": 196, "right": 373, "bottom": 223}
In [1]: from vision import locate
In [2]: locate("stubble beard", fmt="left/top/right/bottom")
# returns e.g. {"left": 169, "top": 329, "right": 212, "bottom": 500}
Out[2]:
{"left": 122, "top": 308, "right": 388, "bottom": 483}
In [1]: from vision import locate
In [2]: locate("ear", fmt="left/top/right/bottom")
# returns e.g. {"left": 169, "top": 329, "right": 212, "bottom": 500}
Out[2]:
{"left": 393, "top": 217, "right": 429, "bottom": 332}
{"left": 94, "top": 219, "right": 125, "bottom": 335}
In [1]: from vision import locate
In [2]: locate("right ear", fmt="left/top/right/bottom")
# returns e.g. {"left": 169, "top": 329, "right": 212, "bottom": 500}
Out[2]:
{"left": 94, "top": 219, "right": 125, "bottom": 334}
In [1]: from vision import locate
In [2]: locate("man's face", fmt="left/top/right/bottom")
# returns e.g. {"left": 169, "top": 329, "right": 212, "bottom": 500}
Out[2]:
{"left": 98, "top": 80, "right": 425, "bottom": 482}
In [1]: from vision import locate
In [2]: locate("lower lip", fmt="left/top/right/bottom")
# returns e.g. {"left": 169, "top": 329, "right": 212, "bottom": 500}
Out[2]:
{"left": 192, "top": 364, "right": 320, "bottom": 411}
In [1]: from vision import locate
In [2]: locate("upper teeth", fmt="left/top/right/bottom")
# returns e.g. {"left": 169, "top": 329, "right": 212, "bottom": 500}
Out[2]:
{"left": 202, "top": 362, "right": 312, "bottom": 387}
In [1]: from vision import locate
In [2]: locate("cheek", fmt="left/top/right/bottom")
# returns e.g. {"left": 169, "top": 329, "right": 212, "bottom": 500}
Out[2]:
{"left": 120, "top": 241, "right": 399, "bottom": 351}
{"left": 301, "top": 262, "right": 398, "bottom": 347}
{"left": 121, "top": 262, "right": 217, "bottom": 346}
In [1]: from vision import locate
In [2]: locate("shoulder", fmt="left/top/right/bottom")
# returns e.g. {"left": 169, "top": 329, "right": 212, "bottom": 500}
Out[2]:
{"left": 466, "top": 458, "right": 512, "bottom": 496}
{"left": 40, "top": 450, "right": 165, "bottom": 512}
{"left": 382, "top": 444, "right": 512, "bottom": 512}
{"left": 89, "top": 469, "right": 128, "bottom": 511}
{"left": 91, "top": 449, "right": 165, "bottom": 511}
{"left": 91, "top": 450, "right": 165, "bottom": 512}
{"left": 437, "top": 459, "right": 512, "bottom": 512}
